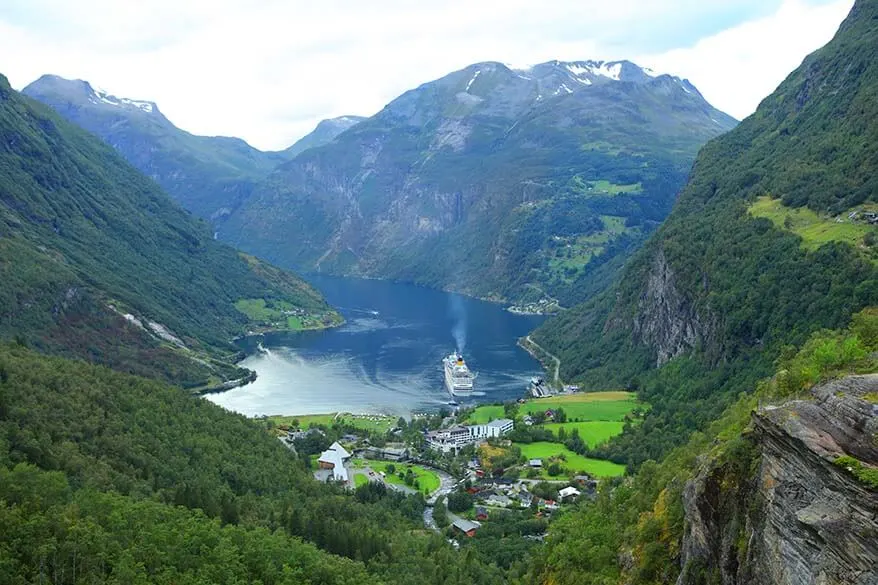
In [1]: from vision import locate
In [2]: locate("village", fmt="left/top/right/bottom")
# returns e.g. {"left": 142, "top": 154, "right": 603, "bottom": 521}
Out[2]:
{"left": 270, "top": 390, "right": 643, "bottom": 546}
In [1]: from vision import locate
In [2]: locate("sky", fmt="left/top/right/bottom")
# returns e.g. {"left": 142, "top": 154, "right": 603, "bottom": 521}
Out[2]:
{"left": 0, "top": 0, "right": 854, "bottom": 150}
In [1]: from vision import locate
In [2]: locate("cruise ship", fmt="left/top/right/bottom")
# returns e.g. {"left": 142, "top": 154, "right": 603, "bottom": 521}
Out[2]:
{"left": 443, "top": 352, "right": 475, "bottom": 397}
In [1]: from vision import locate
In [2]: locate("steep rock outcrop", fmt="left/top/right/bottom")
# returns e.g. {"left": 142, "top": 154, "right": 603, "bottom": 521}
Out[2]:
{"left": 630, "top": 250, "right": 715, "bottom": 366}
{"left": 678, "top": 375, "right": 878, "bottom": 585}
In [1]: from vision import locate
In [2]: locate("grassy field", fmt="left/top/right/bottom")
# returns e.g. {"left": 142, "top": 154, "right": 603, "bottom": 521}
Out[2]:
{"left": 351, "top": 460, "right": 441, "bottom": 495}
{"left": 548, "top": 215, "right": 635, "bottom": 281}
{"left": 234, "top": 298, "right": 337, "bottom": 331}
{"left": 270, "top": 413, "right": 337, "bottom": 429}
{"left": 517, "top": 442, "right": 626, "bottom": 478}
{"left": 587, "top": 179, "right": 643, "bottom": 195}
{"left": 353, "top": 473, "right": 369, "bottom": 487}
{"left": 749, "top": 196, "right": 876, "bottom": 256}
{"left": 268, "top": 413, "right": 396, "bottom": 433}
{"left": 522, "top": 391, "right": 642, "bottom": 422}
{"left": 466, "top": 404, "right": 506, "bottom": 424}
{"left": 543, "top": 421, "right": 626, "bottom": 447}
{"left": 235, "top": 298, "right": 305, "bottom": 330}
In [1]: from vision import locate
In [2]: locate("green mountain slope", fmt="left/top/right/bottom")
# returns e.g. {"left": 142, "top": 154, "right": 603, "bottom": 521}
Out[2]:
{"left": 529, "top": 308, "right": 878, "bottom": 585}
{"left": 220, "top": 60, "right": 736, "bottom": 306}
{"left": 533, "top": 0, "right": 878, "bottom": 464}
{"left": 0, "top": 74, "right": 338, "bottom": 389}
{"left": 0, "top": 344, "right": 505, "bottom": 584}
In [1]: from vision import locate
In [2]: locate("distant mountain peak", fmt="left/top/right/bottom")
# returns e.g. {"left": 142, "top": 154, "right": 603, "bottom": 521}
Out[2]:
{"left": 26, "top": 74, "right": 159, "bottom": 115}
{"left": 283, "top": 115, "right": 366, "bottom": 158}
{"left": 502, "top": 59, "right": 700, "bottom": 98}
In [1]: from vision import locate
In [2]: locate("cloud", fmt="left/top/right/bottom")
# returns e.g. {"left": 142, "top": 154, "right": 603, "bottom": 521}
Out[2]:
{"left": 639, "top": 0, "right": 854, "bottom": 120}
{"left": 0, "top": 0, "right": 853, "bottom": 149}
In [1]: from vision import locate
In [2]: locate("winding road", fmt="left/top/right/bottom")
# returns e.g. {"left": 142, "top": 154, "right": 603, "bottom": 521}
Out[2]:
{"left": 523, "top": 335, "right": 561, "bottom": 386}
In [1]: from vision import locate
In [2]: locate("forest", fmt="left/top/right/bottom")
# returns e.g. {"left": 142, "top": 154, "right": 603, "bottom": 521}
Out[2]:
{"left": 0, "top": 74, "right": 337, "bottom": 388}
{"left": 0, "top": 343, "right": 506, "bottom": 584}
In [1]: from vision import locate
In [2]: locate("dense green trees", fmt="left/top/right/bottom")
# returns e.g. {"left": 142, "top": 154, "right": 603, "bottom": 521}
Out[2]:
{"left": 0, "top": 344, "right": 506, "bottom": 584}
{"left": 447, "top": 491, "right": 474, "bottom": 513}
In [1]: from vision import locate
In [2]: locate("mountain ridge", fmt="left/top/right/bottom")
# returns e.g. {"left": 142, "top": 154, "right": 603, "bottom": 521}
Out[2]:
{"left": 1, "top": 73, "right": 339, "bottom": 389}
{"left": 22, "top": 75, "right": 365, "bottom": 223}
{"left": 284, "top": 115, "right": 366, "bottom": 158}
{"left": 220, "top": 58, "right": 736, "bottom": 306}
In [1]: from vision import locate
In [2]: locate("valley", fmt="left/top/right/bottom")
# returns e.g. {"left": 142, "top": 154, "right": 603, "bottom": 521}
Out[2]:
{"left": 1, "top": 1, "right": 877, "bottom": 584}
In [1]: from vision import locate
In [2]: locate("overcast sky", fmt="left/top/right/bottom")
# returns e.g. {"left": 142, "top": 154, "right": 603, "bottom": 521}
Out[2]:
{"left": 0, "top": 0, "right": 854, "bottom": 150}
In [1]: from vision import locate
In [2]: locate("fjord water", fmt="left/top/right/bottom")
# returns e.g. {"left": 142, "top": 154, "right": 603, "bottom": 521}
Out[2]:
{"left": 206, "top": 275, "right": 546, "bottom": 417}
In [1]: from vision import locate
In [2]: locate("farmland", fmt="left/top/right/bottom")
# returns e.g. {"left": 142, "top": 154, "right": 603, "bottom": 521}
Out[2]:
{"left": 522, "top": 391, "right": 643, "bottom": 421}
{"left": 543, "top": 421, "right": 626, "bottom": 448}
{"left": 517, "top": 442, "right": 626, "bottom": 478}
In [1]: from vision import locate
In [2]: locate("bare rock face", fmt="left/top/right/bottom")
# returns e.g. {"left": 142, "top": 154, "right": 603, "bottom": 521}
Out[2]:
{"left": 678, "top": 375, "right": 878, "bottom": 585}
{"left": 631, "top": 250, "right": 714, "bottom": 366}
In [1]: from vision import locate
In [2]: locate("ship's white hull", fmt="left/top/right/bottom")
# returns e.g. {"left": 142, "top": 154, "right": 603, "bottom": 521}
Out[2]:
{"left": 444, "top": 353, "right": 474, "bottom": 397}
{"left": 445, "top": 368, "right": 474, "bottom": 396}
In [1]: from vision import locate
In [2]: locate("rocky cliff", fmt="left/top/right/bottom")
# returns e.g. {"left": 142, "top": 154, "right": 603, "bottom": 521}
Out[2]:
{"left": 678, "top": 375, "right": 878, "bottom": 585}
{"left": 629, "top": 250, "right": 717, "bottom": 366}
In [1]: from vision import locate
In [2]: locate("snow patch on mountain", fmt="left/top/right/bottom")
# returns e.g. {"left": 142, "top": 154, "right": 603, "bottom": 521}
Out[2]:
{"left": 89, "top": 86, "right": 154, "bottom": 113}
{"left": 553, "top": 83, "right": 573, "bottom": 95}
{"left": 465, "top": 70, "right": 482, "bottom": 92}
{"left": 595, "top": 62, "right": 622, "bottom": 80}
{"left": 565, "top": 61, "right": 622, "bottom": 81}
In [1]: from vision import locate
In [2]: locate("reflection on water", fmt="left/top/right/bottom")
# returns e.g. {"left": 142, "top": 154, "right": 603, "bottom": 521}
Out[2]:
{"left": 206, "top": 275, "right": 546, "bottom": 417}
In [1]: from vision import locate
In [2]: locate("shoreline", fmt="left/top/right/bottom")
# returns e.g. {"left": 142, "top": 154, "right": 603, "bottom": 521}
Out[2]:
{"left": 518, "top": 335, "right": 562, "bottom": 387}
{"left": 203, "top": 314, "right": 348, "bottom": 396}
{"left": 304, "top": 269, "right": 564, "bottom": 314}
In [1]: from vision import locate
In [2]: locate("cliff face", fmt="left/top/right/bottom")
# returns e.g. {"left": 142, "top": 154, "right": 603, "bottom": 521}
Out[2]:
{"left": 678, "top": 375, "right": 878, "bottom": 585}
{"left": 630, "top": 250, "right": 716, "bottom": 366}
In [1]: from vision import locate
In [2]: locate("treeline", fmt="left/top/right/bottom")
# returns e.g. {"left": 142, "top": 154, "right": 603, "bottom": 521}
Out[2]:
{"left": 0, "top": 344, "right": 506, "bottom": 584}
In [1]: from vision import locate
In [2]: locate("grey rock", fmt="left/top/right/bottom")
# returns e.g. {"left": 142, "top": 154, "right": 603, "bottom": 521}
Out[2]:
{"left": 678, "top": 375, "right": 878, "bottom": 585}
{"left": 631, "top": 250, "right": 715, "bottom": 366}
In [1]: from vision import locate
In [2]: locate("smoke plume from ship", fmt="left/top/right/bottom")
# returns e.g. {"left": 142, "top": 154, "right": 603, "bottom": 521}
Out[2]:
{"left": 449, "top": 294, "right": 467, "bottom": 354}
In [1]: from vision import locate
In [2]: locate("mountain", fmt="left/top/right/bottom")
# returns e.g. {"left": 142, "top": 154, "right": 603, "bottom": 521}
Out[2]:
{"left": 284, "top": 115, "right": 366, "bottom": 158}
{"left": 219, "top": 60, "right": 736, "bottom": 306}
{"left": 533, "top": 0, "right": 878, "bottom": 464}
{"left": 529, "top": 4, "right": 878, "bottom": 579}
{"left": 22, "top": 74, "right": 289, "bottom": 221}
{"left": 0, "top": 74, "right": 339, "bottom": 389}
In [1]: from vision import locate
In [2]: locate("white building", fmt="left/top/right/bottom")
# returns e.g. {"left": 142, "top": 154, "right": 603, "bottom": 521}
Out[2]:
{"left": 426, "top": 426, "right": 473, "bottom": 453}
{"left": 467, "top": 418, "right": 514, "bottom": 439}
{"left": 317, "top": 442, "right": 351, "bottom": 482}
{"left": 559, "top": 486, "right": 581, "bottom": 501}
{"left": 426, "top": 418, "right": 514, "bottom": 453}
